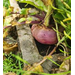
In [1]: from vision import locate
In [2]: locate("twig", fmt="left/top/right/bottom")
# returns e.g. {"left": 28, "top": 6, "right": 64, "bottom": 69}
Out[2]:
{"left": 37, "top": 45, "right": 57, "bottom": 66}
{"left": 46, "top": 46, "right": 51, "bottom": 56}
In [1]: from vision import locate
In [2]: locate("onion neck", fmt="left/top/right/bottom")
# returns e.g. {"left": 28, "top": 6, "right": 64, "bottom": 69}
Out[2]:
{"left": 44, "top": 0, "right": 54, "bottom": 27}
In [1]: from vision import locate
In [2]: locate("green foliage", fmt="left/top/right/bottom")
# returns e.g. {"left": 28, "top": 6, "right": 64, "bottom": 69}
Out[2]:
{"left": 12, "top": 54, "right": 30, "bottom": 65}
{"left": 3, "top": 0, "right": 71, "bottom": 75}
{"left": 3, "top": 53, "right": 24, "bottom": 74}
{"left": 16, "top": 0, "right": 47, "bottom": 12}
{"left": 3, "top": 52, "right": 71, "bottom": 75}
{"left": 18, "top": 18, "right": 26, "bottom": 22}
{"left": 53, "top": 0, "right": 71, "bottom": 48}
{"left": 47, "top": 58, "right": 60, "bottom": 67}
{"left": 20, "top": 8, "right": 29, "bottom": 15}
{"left": 55, "top": 0, "right": 71, "bottom": 10}
{"left": 3, "top": 0, "right": 10, "bottom": 9}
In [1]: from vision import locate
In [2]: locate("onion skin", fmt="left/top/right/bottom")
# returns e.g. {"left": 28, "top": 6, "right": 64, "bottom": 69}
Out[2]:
{"left": 31, "top": 24, "right": 58, "bottom": 45}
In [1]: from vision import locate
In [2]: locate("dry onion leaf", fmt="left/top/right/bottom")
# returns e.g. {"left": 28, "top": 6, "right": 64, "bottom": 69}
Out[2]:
{"left": 3, "top": 41, "right": 18, "bottom": 53}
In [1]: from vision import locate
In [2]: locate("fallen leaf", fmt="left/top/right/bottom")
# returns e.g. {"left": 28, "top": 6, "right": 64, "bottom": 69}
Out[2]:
{"left": 3, "top": 7, "right": 7, "bottom": 17}
{"left": 3, "top": 41, "right": 18, "bottom": 53}
{"left": 30, "top": 63, "right": 44, "bottom": 72}
{"left": 41, "top": 0, "right": 50, "bottom": 6}
{"left": 23, "top": 63, "right": 44, "bottom": 75}
{"left": 3, "top": 72, "right": 16, "bottom": 75}
{"left": 59, "top": 58, "right": 71, "bottom": 72}
{"left": 56, "top": 56, "right": 71, "bottom": 74}
{"left": 3, "top": 30, "right": 8, "bottom": 38}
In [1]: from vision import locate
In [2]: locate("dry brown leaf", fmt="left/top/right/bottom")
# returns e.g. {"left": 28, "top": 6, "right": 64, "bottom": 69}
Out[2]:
{"left": 23, "top": 63, "right": 44, "bottom": 75}
{"left": 9, "top": 0, "right": 21, "bottom": 12}
{"left": 3, "top": 30, "right": 8, "bottom": 38}
{"left": 4, "top": 15, "right": 20, "bottom": 27}
{"left": 3, "top": 7, "right": 7, "bottom": 17}
{"left": 59, "top": 58, "right": 71, "bottom": 72}
{"left": 56, "top": 58, "right": 71, "bottom": 74}
{"left": 3, "top": 55, "right": 6, "bottom": 60}
{"left": 41, "top": 0, "right": 50, "bottom": 6}
{"left": 3, "top": 72, "right": 16, "bottom": 75}
{"left": 3, "top": 41, "right": 18, "bottom": 53}
{"left": 11, "top": 19, "right": 19, "bottom": 26}
{"left": 28, "top": 63, "right": 44, "bottom": 72}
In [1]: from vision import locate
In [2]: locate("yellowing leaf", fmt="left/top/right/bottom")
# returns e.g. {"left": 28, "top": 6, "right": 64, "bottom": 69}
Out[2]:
{"left": 30, "top": 64, "right": 43, "bottom": 73}
{"left": 59, "top": 58, "right": 71, "bottom": 71}
{"left": 4, "top": 16, "right": 13, "bottom": 26}
{"left": 3, "top": 72, "right": 16, "bottom": 75}
{"left": 3, "top": 41, "right": 18, "bottom": 53}
{"left": 3, "top": 7, "right": 7, "bottom": 17}
{"left": 29, "top": 63, "right": 44, "bottom": 73}
{"left": 63, "top": 17, "right": 71, "bottom": 22}
{"left": 3, "top": 29, "right": 9, "bottom": 38}
{"left": 18, "top": 18, "right": 26, "bottom": 22}
{"left": 11, "top": 19, "right": 19, "bottom": 26}
{"left": 41, "top": 0, "right": 50, "bottom": 6}
{"left": 23, "top": 63, "right": 44, "bottom": 75}
{"left": 64, "top": 31, "right": 71, "bottom": 40}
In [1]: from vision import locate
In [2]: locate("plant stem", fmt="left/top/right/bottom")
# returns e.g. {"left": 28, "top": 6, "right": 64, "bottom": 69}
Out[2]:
{"left": 44, "top": 0, "right": 53, "bottom": 26}
{"left": 37, "top": 45, "right": 57, "bottom": 66}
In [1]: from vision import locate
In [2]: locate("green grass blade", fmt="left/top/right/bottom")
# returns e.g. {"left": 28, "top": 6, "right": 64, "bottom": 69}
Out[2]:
{"left": 47, "top": 58, "right": 60, "bottom": 67}
{"left": 12, "top": 54, "right": 30, "bottom": 65}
